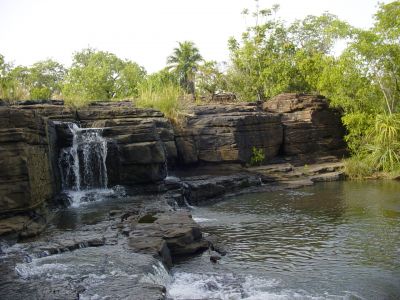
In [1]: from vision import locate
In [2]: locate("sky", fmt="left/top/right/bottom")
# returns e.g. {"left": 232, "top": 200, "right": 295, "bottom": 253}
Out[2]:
{"left": 0, "top": 0, "right": 391, "bottom": 73}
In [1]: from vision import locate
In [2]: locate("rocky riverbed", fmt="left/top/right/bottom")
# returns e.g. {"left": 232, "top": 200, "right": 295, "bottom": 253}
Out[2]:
{"left": 0, "top": 93, "right": 348, "bottom": 298}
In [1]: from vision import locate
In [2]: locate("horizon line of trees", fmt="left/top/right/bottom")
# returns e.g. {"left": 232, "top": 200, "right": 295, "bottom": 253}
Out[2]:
{"left": 1, "top": 0, "right": 399, "bottom": 176}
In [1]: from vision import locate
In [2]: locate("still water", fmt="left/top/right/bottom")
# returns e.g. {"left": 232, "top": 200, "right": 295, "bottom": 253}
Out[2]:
{"left": 168, "top": 181, "right": 400, "bottom": 300}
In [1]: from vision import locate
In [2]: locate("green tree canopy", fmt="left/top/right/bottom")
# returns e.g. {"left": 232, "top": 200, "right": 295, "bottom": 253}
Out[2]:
{"left": 63, "top": 48, "right": 146, "bottom": 105}
{"left": 196, "top": 60, "right": 227, "bottom": 99}
{"left": 226, "top": 3, "right": 351, "bottom": 101}
{"left": 28, "top": 59, "right": 66, "bottom": 100}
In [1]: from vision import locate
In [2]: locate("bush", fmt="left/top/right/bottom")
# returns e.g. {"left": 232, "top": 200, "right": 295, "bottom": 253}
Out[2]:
{"left": 344, "top": 114, "right": 400, "bottom": 179}
{"left": 250, "top": 147, "right": 265, "bottom": 166}
{"left": 363, "top": 114, "right": 400, "bottom": 172}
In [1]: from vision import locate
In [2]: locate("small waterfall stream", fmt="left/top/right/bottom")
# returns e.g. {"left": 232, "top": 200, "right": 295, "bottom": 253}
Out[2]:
{"left": 58, "top": 123, "right": 112, "bottom": 206}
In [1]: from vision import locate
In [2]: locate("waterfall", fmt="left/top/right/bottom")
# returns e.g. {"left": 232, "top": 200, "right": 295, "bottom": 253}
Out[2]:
{"left": 58, "top": 123, "right": 111, "bottom": 206}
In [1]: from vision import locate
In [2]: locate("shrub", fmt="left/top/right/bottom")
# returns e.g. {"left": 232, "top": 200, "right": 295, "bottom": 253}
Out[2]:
{"left": 250, "top": 147, "right": 265, "bottom": 166}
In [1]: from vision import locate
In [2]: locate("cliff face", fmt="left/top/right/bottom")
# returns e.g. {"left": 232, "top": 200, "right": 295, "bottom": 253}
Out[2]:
{"left": 175, "top": 103, "right": 283, "bottom": 164}
{"left": 263, "top": 93, "right": 347, "bottom": 158}
{"left": 0, "top": 105, "right": 73, "bottom": 215}
{"left": 0, "top": 94, "right": 347, "bottom": 235}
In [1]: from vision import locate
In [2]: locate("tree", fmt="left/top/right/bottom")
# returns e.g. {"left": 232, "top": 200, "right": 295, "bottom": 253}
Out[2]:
{"left": 63, "top": 48, "right": 146, "bottom": 105}
{"left": 167, "top": 41, "right": 203, "bottom": 95}
{"left": 226, "top": 4, "right": 302, "bottom": 101}
{"left": 28, "top": 59, "right": 66, "bottom": 100}
{"left": 226, "top": 3, "right": 352, "bottom": 101}
{"left": 196, "top": 60, "right": 227, "bottom": 99}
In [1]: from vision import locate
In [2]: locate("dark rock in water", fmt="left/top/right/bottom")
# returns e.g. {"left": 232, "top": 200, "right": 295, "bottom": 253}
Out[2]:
{"left": 210, "top": 254, "right": 222, "bottom": 263}
{"left": 182, "top": 173, "right": 261, "bottom": 205}
{"left": 128, "top": 236, "right": 173, "bottom": 268}
{"left": 205, "top": 235, "right": 228, "bottom": 256}
{"left": 127, "top": 211, "right": 209, "bottom": 264}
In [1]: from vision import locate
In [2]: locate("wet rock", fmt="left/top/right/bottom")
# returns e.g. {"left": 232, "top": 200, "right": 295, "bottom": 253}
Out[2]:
{"left": 0, "top": 215, "right": 31, "bottom": 236}
{"left": 128, "top": 236, "right": 172, "bottom": 268}
{"left": 205, "top": 235, "right": 228, "bottom": 256}
{"left": 210, "top": 253, "right": 221, "bottom": 263}
{"left": 182, "top": 173, "right": 261, "bottom": 205}
{"left": 127, "top": 211, "right": 209, "bottom": 263}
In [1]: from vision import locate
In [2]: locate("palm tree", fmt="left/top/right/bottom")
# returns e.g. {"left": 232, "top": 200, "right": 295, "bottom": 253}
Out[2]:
{"left": 167, "top": 41, "right": 203, "bottom": 95}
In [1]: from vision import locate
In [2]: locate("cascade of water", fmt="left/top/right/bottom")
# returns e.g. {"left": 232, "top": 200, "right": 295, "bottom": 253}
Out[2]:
{"left": 58, "top": 123, "right": 110, "bottom": 205}
{"left": 161, "top": 142, "right": 169, "bottom": 178}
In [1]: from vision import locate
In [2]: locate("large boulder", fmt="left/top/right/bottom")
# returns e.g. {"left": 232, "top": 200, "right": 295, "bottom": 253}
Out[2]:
{"left": 263, "top": 93, "right": 347, "bottom": 158}
{"left": 175, "top": 103, "right": 283, "bottom": 164}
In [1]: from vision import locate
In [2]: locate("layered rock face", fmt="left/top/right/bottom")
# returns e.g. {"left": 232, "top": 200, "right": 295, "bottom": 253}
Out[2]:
{"left": 74, "top": 103, "right": 176, "bottom": 184}
{"left": 0, "top": 104, "right": 74, "bottom": 216}
{"left": 0, "top": 95, "right": 347, "bottom": 236}
{"left": 175, "top": 104, "right": 283, "bottom": 164}
{"left": 0, "top": 102, "right": 175, "bottom": 235}
{"left": 263, "top": 93, "right": 347, "bottom": 158}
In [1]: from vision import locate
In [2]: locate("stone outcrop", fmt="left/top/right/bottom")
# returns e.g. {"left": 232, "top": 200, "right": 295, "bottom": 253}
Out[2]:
{"left": 128, "top": 211, "right": 208, "bottom": 266}
{"left": 0, "top": 95, "right": 348, "bottom": 237}
{"left": 175, "top": 103, "right": 283, "bottom": 164}
{"left": 72, "top": 102, "right": 177, "bottom": 184}
{"left": 263, "top": 93, "right": 347, "bottom": 158}
{"left": 0, "top": 104, "right": 74, "bottom": 216}
{"left": 0, "top": 102, "right": 176, "bottom": 236}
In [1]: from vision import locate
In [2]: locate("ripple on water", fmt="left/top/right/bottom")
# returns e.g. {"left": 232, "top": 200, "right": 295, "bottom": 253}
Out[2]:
{"left": 171, "top": 181, "right": 400, "bottom": 299}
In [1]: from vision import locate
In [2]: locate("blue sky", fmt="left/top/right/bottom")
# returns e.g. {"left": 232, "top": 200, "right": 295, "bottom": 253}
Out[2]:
{"left": 0, "top": 0, "right": 390, "bottom": 72}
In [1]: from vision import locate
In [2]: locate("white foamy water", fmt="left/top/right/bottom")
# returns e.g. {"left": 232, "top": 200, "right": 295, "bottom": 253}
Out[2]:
{"left": 167, "top": 271, "right": 357, "bottom": 300}
{"left": 193, "top": 217, "right": 217, "bottom": 223}
{"left": 66, "top": 188, "right": 116, "bottom": 207}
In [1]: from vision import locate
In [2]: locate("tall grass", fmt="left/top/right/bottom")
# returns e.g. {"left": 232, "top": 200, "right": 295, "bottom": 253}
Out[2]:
{"left": 135, "top": 80, "right": 186, "bottom": 122}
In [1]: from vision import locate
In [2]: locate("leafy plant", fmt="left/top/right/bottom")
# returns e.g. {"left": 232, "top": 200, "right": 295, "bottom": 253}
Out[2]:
{"left": 250, "top": 147, "right": 265, "bottom": 166}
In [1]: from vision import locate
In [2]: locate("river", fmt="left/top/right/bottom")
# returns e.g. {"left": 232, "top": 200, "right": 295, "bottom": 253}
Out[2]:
{"left": 167, "top": 181, "right": 400, "bottom": 300}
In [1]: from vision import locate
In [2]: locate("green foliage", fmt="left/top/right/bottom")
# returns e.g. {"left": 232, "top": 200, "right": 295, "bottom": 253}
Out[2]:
{"left": 363, "top": 114, "right": 400, "bottom": 172}
{"left": 345, "top": 114, "right": 400, "bottom": 178}
{"left": 250, "top": 147, "right": 265, "bottom": 166}
{"left": 196, "top": 61, "right": 227, "bottom": 100}
{"left": 167, "top": 41, "right": 203, "bottom": 95}
{"left": 135, "top": 71, "right": 185, "bottom": 122}
{"left": 63, "top": 48, "right": 145, "bottom": 106}
{"left": 29, "top": 59, "right": 66, "bottom": 100}
{"left": 225, "top": 4, "right": 351, "bottom": 101}
{"left": 342, "top": 113, "right": 374, "bottom": 153}
{"left": 0, "top": 56, "right": 66, "bottom": 101}
{"left": 0, "top": 65, "right": 30, "bottom": 101}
